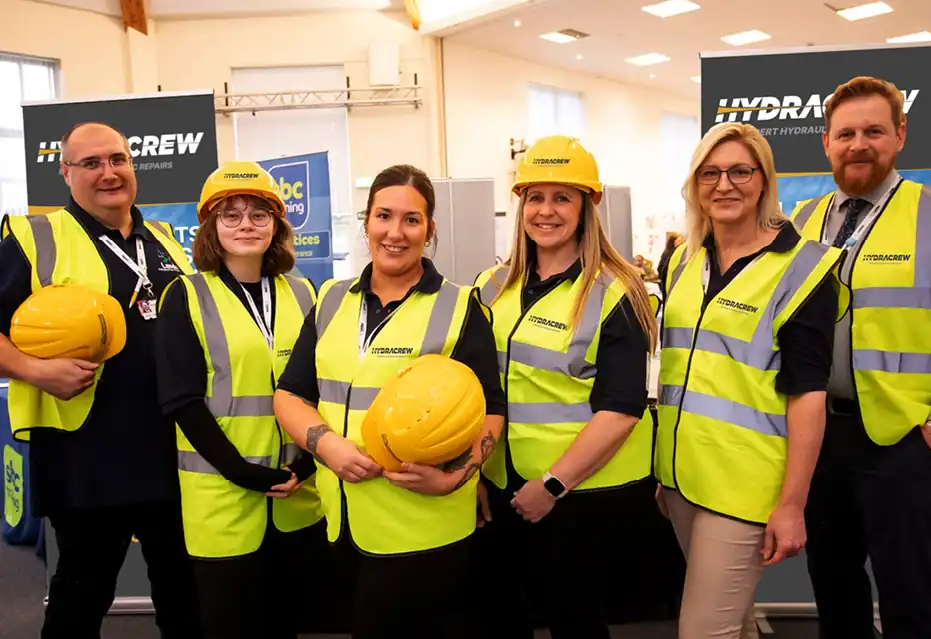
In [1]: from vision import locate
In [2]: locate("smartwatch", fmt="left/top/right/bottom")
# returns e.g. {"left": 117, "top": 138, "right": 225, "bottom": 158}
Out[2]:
{"left": 542, "top": 471, "right": 568, "bottom": 500}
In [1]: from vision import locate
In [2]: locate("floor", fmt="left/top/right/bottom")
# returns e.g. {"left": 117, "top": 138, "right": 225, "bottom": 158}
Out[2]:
{"left": 0, "top": 540, "right": 868, "bottom": 639}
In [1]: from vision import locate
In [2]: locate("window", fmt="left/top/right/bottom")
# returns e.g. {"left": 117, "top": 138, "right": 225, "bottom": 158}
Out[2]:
{"left": 659, "top": 110, "right": 700, "bottom": 233}
{"left": 527, "top": 84, "right": 586, "bottom": 143}
{"left": 0, "top": 53, "right": 59, "bottom": 217}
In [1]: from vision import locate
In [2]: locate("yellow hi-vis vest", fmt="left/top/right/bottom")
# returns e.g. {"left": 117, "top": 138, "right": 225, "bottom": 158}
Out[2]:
{"left": 791, "top": 180, "right": 931, "bottom": 446}
{"left": 314, "top": 277, "right": 476, "bottom": 555}
{"left": 0, "top": 209, "right": 192, "bottom": 442}
{"left": 174, "top": 271, "right": 322, "bottom": 558}
{"left": 475, "top": 265, "right": 654, "bottom": 491}
{"left": 656, "top": 239, "right": 841, "bottom": 523}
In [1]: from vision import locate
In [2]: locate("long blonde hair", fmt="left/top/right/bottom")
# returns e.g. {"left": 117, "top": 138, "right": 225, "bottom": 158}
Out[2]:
{"left": 491, "top": 190, "right": 658, "bottom": 353}
{"left": 682, "top": 122, "right": 786, "bottom": 260}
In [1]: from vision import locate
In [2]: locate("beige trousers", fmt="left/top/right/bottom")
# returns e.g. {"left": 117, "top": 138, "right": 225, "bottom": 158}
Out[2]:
{"left": 664, "top": 489, "right": 765, "bottom": 639}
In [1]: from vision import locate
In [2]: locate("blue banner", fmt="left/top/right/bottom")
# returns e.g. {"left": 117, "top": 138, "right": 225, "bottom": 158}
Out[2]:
{"left": 779, "top": 170, "right": 931, "bottom": 217}
{"left": 258, "top": 152, "right": 334, "bottom": 288}
{"left": 138, "top": 202, "right": 200, "bottom": 265}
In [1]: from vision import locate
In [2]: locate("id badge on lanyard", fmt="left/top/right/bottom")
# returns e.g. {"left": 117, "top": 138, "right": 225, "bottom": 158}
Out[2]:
{"left": 242, "top": 277, "right": 274, "bottom": 351}
{"left": 100, "top": 235, "right": 157, "bottom": 320}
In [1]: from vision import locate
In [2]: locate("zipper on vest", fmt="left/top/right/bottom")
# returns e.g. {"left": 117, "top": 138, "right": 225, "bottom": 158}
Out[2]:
{"left": 669, "top": 298, "right": 710, "bottom": 492}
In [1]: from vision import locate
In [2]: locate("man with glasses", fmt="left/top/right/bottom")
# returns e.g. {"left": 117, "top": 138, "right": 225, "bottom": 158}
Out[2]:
{"left": 0, "top": 122, "right": 203, "bottom": 638}
{"left": 791, "top": 76, "right": 931, "bottom": 639}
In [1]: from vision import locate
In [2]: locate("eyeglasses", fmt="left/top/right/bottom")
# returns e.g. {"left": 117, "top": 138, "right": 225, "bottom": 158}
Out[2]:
{"left": 62, "top": 154, "right": 131, "bottom": 171}
{"left": 696, "top": 164, "right": 760, "bottom": 185}
{"left": 217, "top": 208, "right": 274, "bottom": 228}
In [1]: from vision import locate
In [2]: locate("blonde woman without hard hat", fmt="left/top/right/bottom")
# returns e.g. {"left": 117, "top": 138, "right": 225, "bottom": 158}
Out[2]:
{"left": 473, "top": 134, "right": 660, "bottom": 639}
{"left": 155, "top": 161, "right": 327, "bottom": 639}
{"left": 654, "top": 123, "right": 842, "bottom": 639}
{"left": 274, "top": 164, "right": 505, "bottom": 639}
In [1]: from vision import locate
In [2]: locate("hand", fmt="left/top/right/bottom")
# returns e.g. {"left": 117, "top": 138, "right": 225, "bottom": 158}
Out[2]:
{"left": 921, "top": 424, "right": 931, "bottom": 450}
{"left": 27, "top": 358, "right": 98, "bottom": 400}
{"left": 762, "top": 504, "right": 806, "bottom": 566}
{"left": 511, "top": 479, "right": 556, "bottom": 523}
{"left": 655, "top": 483, "right": 669, "bottom": 519}
{"left": 266, "top": 472, "right": 302, "bottom": 498}
{"left": 477, "top": 480, "right": 492, "bottom": 528}
{"left": 316, "top": 433, "right": 383, "bottom": 483}
{"left": 384, "top": 462, "right": 461, "bottom": 496}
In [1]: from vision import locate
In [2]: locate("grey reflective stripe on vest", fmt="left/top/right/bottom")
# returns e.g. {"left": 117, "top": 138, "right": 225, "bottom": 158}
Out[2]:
{"left": 793, "top": 194, "right": 829, "bottom": 231}
{"left": 507, "top": 401, "right": 593, "bottom": 425}
{"left": 661, "top": 326, "right": 781, "bottom": 371}
{"left": 282, "top": 442, "right": 301, "bottom": 466}
{"left": 28, "top": 214, "right": 56, "bottom": 287}
{"left": 178, "top": 450, "right": 271, "bottom": 475}
{"left": 480, "top": 268, "right": 508, "bottom": 304}
{"left": 667, "top": 250, "right": 688, "bottom": 297}
{"left": 188, "top": 274, "right": 275, "bottom": 418}
{"left": 497, "top": 351, "right": 507, "bottom": 373}
{"left": 146, "top": 221, "right": 173, "bottom": 244}
{"left": 422, "top": 282, "right": 461, "bottom": 355}
{"left": 285, "top": 276, "right": 315, "bottom": 318}
{"left": 507, "top": 276, "right": 609, "bottom": 379}
{"left": 660, "top": 385, "right": 787, "bottom": 438}
{"left": 316, "top": 279, "right": 353, "bottom": 339}
{"left": 318, "top": 379, "right": 380, "bottom": 410}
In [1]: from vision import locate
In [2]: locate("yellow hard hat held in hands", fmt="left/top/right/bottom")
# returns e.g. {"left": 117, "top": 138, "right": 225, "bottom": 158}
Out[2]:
{"left": 10, "top": 284, "right": 126, "bottom": 363}
{"left": 361, "top": 355, "right": 486, "bottom": 473}
{"left": 512, "top": 134, "right": 603, "bottom": 204}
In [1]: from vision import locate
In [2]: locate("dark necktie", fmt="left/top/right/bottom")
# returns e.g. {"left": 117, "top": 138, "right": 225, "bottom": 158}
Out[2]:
{"left": 833, "top": 198, "right": 870, "bottom": 248}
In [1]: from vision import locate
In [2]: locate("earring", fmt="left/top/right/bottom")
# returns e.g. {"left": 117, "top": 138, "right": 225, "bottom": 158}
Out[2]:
{"left": 425, "top": 240, "right": 431, "bottom": 247}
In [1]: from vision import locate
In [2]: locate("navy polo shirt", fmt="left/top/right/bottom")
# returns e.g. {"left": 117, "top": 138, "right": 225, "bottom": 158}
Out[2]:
{"left": 0, "top": 199, "right": 187, "bottom": 516}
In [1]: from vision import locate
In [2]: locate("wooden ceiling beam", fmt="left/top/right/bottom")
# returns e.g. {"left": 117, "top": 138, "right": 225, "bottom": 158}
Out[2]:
{"left": 120, "top": 0, "right": 148, "bottom": 35}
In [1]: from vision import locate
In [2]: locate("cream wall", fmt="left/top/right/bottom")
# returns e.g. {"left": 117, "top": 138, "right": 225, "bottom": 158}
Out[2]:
{"left": 1, "top": 0, "right": 130, "bottom": 97}
{"left": 154, "top": 11, "right": 442, "bottom": 216}
{"left": 442, "top": 40, "right": 699, "bottom": 258}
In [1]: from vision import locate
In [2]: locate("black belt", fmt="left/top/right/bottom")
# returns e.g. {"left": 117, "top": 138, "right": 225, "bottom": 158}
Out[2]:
{"left": 827, "top": 396, "right": 860, "bottom": 416}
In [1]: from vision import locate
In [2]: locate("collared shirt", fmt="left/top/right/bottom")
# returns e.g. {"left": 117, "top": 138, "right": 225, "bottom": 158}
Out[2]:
{"left": 823, "top": 169, "right": 901, "bottom": 247}
{"left": 0, "top": 198, "right": 186, "bottom": 516}
{"left": 277, "top": 258, "right": 506, "bottom": 417}
{"left": 701, "top": 223, "right": 838, "bottom": 396}
{"left": 155, "top": 265, "right": 318, "bottom": 491}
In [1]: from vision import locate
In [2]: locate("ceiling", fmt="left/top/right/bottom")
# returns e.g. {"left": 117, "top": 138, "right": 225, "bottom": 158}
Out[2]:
{"left": 29, "top": 0, "right": 931, "bottom": 99}
{"left": 440, "top": 0, "right": 931, "bottom": 99}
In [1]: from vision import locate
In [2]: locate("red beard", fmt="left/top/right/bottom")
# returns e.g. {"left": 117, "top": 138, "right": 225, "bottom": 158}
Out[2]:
{"left": 833, "top": 152, "right": 895, "bottom": 196}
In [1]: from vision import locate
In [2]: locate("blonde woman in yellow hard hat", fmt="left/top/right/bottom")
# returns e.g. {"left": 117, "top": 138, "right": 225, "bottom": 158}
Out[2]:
{"left": 473, "top": 135, "right": 659, "bottom": 639}
{"left": 274, "top": 164, "right": 505, "bottom": 639}
{"left": 154, "top": 161, "right": 325, "bottom": 639}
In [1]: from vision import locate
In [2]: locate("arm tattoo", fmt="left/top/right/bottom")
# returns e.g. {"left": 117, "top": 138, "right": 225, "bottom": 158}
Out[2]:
{"left": 452, "top": 431, "right": 498, "bottom": 491}
{"left": 305, "top": 424, "right": 331, "bottom": 468}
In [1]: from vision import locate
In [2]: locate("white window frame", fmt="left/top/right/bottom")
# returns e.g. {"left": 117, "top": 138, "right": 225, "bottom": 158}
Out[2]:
{"left": 526, "top": 83, "right": 587, "bottom": 144}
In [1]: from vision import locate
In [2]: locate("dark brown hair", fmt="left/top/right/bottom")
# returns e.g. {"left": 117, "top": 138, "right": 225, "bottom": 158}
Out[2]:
{"left": 364, "top": 164, "right": 436, "bottom": 242}
{"left": 192, "top": 195, "right": 296, "bottom": 276}
{"left": 825, "top": 76, "right": 906, "bottom": 132}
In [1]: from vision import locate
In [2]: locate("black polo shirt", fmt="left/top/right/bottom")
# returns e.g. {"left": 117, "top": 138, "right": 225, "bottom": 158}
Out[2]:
{"left": 701, "top": 223, "right": 838, "bottom": 395}
{"left": 521, "top": 259, "right": 650, "bottom": 418}
{"left": 0, "top": 199, "right": 187, "bottom": 516}
{"left": 277, "top": 258, "right": 506, "bottom": 417}
{"left": 155, "top": 266, "right": 317, "bottom": 492}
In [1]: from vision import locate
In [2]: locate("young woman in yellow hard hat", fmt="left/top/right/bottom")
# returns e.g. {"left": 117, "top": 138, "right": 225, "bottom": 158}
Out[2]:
{"left": 473, "top": 134, "right": 659, "bottom": 639}
{"left": 655, "top": 123, "right": 840, "bottom": 638}
{"left": 274, "top": 164, "right": 505, "bottom": 639}
{"left": 155, "top": 161, "right": 325, "bottom": 639}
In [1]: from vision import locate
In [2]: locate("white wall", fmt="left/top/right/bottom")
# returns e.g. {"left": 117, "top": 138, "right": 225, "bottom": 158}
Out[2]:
{"left": 1, "top": 0, "right": 130, "bottom": 97}
{"left": 442, "top": 40, "right": 699, "bottom": 260}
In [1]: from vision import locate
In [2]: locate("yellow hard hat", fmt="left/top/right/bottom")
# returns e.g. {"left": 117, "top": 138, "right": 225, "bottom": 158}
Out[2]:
{"left": 10, "top": 284, "right": 126, "bottom": 363}
{"left": 513, "top": 134, "right": 603, "bottom": 204}
{"left": 197, "top": 161, "right": 286, "bottom": 224}
{"left": 361, "top": 354, "right": 486, "bottom": 472}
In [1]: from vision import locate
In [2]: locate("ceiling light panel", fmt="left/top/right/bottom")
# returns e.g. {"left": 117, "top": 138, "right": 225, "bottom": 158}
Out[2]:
{"left": 836, "top": 2, "right": 893, "bottom": 21}
{"left": 641, "top": 0, "right": 700, "bottom": 18}
{"left": 720, "top": 29, "right": 771, "bottom": 46}
{"left": 625, "top": 53, "right": 671, "bottom": 66}
{"left": 887, "top": 31, "right": 931, "bottom": 44}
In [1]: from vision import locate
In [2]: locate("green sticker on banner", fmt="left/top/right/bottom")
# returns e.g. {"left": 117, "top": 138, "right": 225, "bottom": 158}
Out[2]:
{"left": 4, "top": 444, "right": 24, "bottom": 528}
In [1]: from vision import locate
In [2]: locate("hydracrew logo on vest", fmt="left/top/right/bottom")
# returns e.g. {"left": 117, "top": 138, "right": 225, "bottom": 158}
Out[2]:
{"left": 369, "top": 346, "right": 415, "bottom": 357}
{"left": 37, "top": 132, "right": 206, "bottom": 169}
{"left": 860, "top": 253, "right": 912, "bottom": 263}
{"left": 527, "top": 315, "right": 569, "bottom": 332}
{"left": 716, "top": 297, "right": 759, "bottom": 315}
{"left": 713, "top": 89, "right": 920, "bottom": 138}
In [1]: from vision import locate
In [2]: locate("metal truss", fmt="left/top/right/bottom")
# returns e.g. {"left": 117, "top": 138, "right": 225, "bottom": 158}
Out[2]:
{"left": 214, "top": 86, "right": 423, "bottom": 114}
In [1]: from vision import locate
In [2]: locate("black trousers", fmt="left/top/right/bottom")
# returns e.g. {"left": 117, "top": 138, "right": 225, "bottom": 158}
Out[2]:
{"left": 805, "top": 410, "right": 931, "bottom": 639}
{"left": 192, "top": 519, "right": 333, "bottom": 639}
{"left": 332, "top": 531, "right": 473, "bottom": 639}
{"left": 42, "top": 500, "right": 202, "bottom": 639}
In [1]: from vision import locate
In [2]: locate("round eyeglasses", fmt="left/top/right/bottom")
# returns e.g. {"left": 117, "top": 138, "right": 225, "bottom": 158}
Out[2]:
{"left": 217, "top": 208, "right": 273, "bottom": 228}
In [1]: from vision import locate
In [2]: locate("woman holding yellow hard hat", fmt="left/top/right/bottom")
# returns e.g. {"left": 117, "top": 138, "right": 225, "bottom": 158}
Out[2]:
{"left": 155, "top": 161, "right": 324, "bottom": 639}
{"left": 473, "top": 135, "right": 659, "bottom": 639}
{"left": 274, "top": 164, "right": 505, "bottom": 639}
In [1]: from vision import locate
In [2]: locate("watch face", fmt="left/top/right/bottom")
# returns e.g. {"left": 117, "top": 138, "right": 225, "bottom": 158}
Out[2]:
{"left": 544, "top": 476, "right": 564, "bottom": 497}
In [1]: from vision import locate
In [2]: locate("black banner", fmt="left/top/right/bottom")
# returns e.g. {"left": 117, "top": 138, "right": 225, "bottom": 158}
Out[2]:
{"left": 700, "top": 44, "right": 931, "bottom": 173}
{"left": 23, "top": 90, "right": 218, "bottom": 208}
